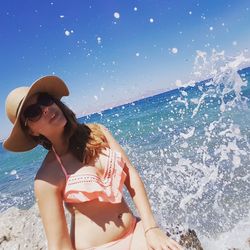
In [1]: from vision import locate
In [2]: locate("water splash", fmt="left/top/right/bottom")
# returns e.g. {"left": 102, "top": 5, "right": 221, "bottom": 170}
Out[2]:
{"left": 140, "top": 50, "right": 250, "bottom": 249}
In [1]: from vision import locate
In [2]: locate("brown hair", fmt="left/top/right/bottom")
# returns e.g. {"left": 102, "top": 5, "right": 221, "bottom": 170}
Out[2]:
{"left": 22, "top": 94, "right": 109, "bottom": 163}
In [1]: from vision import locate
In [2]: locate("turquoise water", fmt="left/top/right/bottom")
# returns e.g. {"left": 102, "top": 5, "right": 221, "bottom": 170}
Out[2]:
{"left": 0, "top": 63, "right": 250, "bottom": 249}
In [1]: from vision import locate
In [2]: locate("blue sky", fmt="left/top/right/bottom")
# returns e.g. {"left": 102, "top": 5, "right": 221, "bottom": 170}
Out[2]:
{"left": 1, "top": 0, "right": 250, "bottom": 139}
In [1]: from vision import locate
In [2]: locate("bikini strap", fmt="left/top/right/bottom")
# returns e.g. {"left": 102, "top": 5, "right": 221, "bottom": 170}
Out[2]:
{"left": 52, "top": 147, "right": 68, "bottom": 178}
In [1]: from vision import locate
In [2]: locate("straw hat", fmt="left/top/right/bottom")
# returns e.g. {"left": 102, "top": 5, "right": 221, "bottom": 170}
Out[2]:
{"left": 3, "top": 75, "right": 69, "bottom": 152}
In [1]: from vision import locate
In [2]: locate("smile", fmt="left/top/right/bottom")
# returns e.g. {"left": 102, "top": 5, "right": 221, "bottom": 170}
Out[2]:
{"left": 50, "top": 113, "right": 56, "bottom": 121}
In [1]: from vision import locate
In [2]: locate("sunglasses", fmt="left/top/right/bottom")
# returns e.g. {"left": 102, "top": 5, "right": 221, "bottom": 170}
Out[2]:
{"left": 22, "top": 93, "right": 54, "bottom": 125}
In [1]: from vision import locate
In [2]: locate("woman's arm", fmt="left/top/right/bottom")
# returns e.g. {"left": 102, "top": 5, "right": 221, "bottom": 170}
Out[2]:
{"left": 98, "top": 123, "right": 183, "bottom": 250}
{"left": 34, "top": 178, "right": 74, "bottom": 250}
{"left": 98, "top": 124, "right": 156, "bottom": 229}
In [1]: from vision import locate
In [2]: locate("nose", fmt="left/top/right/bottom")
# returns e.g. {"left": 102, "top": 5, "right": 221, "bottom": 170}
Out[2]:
{"left": 42, "top": 106, "right": 49, "bottom": 115}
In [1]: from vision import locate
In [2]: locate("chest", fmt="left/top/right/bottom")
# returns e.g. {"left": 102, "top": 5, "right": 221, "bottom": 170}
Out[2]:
{"left": 61, "top": 149, "right": 110, "bottom": 178}
{"left": 55, "top": 148, "right": 127, "bottom": 204}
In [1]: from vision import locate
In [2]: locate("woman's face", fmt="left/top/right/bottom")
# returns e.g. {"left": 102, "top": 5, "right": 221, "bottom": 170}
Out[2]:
{"left": 21, "top": 93, "right": 67, "bottom": 138}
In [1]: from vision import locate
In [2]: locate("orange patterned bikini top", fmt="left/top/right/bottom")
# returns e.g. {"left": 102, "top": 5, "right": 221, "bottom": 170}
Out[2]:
{"left": 53, "top": 147, "right": 127, "bottom": 204}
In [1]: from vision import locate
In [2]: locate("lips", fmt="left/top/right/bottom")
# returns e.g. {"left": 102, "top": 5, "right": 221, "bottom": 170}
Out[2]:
{"left": 49, "top": 113, "right": 57, "bottom": 122}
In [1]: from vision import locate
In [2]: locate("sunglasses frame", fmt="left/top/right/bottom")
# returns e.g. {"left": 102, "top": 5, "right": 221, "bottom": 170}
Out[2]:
{"left": 22, "top": 93, "right": 54, "bottom": 126}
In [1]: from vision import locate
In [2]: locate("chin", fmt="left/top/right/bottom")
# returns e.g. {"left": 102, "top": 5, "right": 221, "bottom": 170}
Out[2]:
{"left": 58, "top": 116, "right": 68, "bottom": 128}
{"left": 51, "top": 113, "right": 67, "bottom": 128}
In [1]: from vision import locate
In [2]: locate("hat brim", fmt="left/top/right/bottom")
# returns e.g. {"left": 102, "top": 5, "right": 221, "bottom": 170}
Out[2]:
{"left": 3, "top": 76, "right": 69, "bottom": 152}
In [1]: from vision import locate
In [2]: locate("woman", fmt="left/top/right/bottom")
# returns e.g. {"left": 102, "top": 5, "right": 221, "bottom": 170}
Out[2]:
{"left": 3, "top": 76, "right": 183, "bottom": 250}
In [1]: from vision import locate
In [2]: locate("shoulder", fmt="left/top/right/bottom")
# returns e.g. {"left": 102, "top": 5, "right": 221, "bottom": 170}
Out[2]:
{"left": 88, "top": 123, "right": 114, "bottom": 143}
{"left": 96, "top": 123, "right": 115, "bottom": 140}
{"left": 86, "top": 123, "right": 135, "bottom": 173}
{"left": 92, "top": 123, "right": 123, "bottom": 153}
{"left": 85, "top": 122, "right": 110, "bottom": 143}
{"left": 85, "top": 122, "right": 107, "bottom": 131}
{"left": 35, "top": 151, "right": 65, "bottom": 191}
{"left": 85, "top": 122, "right": 118, "bottom": 149}
{"left": 96, "top": 123, "right": 109, "bottom": 132}
{"left": 88, "top": 122, "right": 110, "bottom": 134}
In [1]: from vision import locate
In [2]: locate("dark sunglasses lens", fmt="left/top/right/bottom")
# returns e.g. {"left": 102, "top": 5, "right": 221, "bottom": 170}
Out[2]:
{"left": 23, "top": 105, "right": 42, "bottom": 121}
{"left": 38, "top": 94, "right": 54, "bottom": 106}
{"left": 22, "top": 94, "right": 54, "bottom": 124}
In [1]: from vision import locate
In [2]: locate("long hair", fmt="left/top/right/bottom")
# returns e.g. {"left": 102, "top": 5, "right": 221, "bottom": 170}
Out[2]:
{"left": 24, "top": 95, "right": 109, "bottom": 163}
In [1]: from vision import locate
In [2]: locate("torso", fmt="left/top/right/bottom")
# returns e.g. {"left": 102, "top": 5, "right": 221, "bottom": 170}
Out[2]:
{"left": 66, "top": 198, "right": 135, "bottom": 249}
{"left": 41, "top": 147, "right": 135, "bottom": 249}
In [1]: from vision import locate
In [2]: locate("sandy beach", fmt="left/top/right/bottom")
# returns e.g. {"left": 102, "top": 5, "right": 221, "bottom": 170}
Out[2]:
{"left": 0, "top": 203, "right": 207, "bottom": 250}
{"left": 0, "top": 203, "right": 70, "bottom": 249}
{"left": 1, "top": 202, "right": 249, "bottom": 249}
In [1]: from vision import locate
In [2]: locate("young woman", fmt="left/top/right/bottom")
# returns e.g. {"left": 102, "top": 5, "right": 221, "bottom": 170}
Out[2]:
{"left": 3, "top": 76, "right": 183, "bottom": 250}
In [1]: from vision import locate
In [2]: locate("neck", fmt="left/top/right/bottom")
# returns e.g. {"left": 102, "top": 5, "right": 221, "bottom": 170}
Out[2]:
{"left": 50, "top": 134, "right": 69, "bottom": 156}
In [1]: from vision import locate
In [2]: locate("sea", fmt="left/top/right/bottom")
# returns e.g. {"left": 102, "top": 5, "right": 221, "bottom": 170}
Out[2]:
{"left": 0, "top": 51, "right": 250, "bottom": 249}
